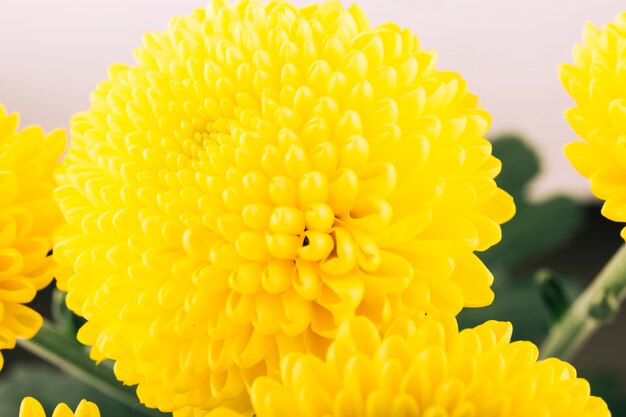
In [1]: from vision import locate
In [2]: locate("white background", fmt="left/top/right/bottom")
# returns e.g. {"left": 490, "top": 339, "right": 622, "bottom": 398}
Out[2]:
{"left": 1, "top": 0, "right": 624, "bottom": 199}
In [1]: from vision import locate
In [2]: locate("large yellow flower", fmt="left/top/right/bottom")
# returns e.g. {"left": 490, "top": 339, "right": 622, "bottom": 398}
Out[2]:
{"left": 251, "top": 314, "right": 611, "bottom": 417}
{"left": 19, "top": 398, "right": 99, "bottom": 417}
{"left": 562, "top": 12, "right": 626, "bottom": 237}
{"left": 55, "top": 0, "right": 514, "bottom": 413}
{"left": 0, "top": 104, "right": 65, "bottom": 369}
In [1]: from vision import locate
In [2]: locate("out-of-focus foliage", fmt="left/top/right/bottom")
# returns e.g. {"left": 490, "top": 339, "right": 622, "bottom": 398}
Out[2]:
{"left": 50, "top": 291, "right": 84, "bottom": 338}
{"left": 586, "top": 371, "right": 626, "bottom": 413}
{"left": 0, "top": 365, "right": 171, "bottom": 417}
{"left": 459, "top": 134, "right": 625, "bottom": 416}
{"left": 534, "top": 269, "right": 578, "bottom": 325}
{"left": 0, "top": 366, "right": 131, "bottom": 417}
{"left": 0, "top": 295, "right": 170, "bottom": 417}
{"left": 478, "top": 135, "right": 585, "bottom": 280}
{"left": 459, "top": 135, "right": 585, "bottom": 342}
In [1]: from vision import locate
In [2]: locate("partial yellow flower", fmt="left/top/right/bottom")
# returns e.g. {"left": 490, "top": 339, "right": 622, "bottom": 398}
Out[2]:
{"left": 251, "top": 314, "right": 611, "bottom": 417}
{"left": 176, "top": 407, "right": 250, "bottom": 417}
{"left": 19, "top": 397, "right": 99, "bottom": 417}
{"left": 54, "top": 0, "right": 514, "bottom": 413}
{"left": 562, "top": 12, "right": 626, "bottom": 238}
{"left": 0, "top": 104, "right": 65, "bottom": 369}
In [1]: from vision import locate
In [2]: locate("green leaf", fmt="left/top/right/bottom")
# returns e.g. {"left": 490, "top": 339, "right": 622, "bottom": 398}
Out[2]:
{"left": 0, "top": 365, "right": 166, "bottom": 417}
{"left": 534, "top": 269, "right": 579, "bottom": 324}
{"left": 482, "top": 196, "right": 584, "bottom": 270}
{"left": 462, "top": 135, "right": 586, "bottom": 343}
{"left": 51, "top": 290, "right": 85, "bottom": 337}
{"left": 490, "top": 134, "right": 540, "bottom": 198}
{"left": 480, "top": 135, "right": 585, "bottom": 272}
{"left": 17, "top": 321, "right": 167, "bottom": 417}
{"left": 458, "top": 277, "right": 549, "bottom": 343}
{"left": 584, "top": 370, "right": 626, "bottom": 416}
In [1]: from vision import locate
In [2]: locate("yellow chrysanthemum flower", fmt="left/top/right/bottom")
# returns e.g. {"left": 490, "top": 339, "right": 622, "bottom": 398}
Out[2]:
{"left": 0, "top": 104, "right": 65, "bottom": 369}
{"left": 251, "top": 314, "right": 611, "bottom": 417}
{"left": 562, "top": 12, "right": 626, "bottom": 238}
{"left": 54, "top": 0, "right": 514, "bottom": 413}
{"left": 19, "top": 397, "right": 99, "bottom": 417}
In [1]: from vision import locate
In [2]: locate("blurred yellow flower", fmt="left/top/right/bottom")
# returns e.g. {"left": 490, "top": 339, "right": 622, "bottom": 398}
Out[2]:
{"left": 0, "top": 104, "right": 65, "bottom": 369}
{"left": 19, "top": 397, "right": 99, "bottom": 417}
{"left": 562, "top": 12, "right": 626, "bottom": 238}
{"left": 251, "top": 314, "right": 610, "bottom": 417}
{"left": 54, "top": 0, "right": 513, "bottom": 413}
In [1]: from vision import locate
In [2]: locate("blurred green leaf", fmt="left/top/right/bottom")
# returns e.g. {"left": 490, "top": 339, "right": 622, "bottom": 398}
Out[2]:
{"left": 489, "top": 134, "right": 540, "bottom": 198}
{"left": 0, "top": 365, "right": 169, "bottom": 417}
{"left": 51, "top": 290, "right": 85, "bottom": 337}
{"left": 461, "top": 135, "right": 585, "bottom": 342}
{"left": 482, "top": 196, "right": 583, "bottom": 271}
{"left": 584, "top": 370, "right": 626, "bottom": 416}
{"left": 534, "top": 269, "right": 579, "bottom": 324}
{"left": 479, "top": 135, "right": 585, "bottom": 272}
{"left": 16, "top": 321, "right": 166, "bottom": 417}
{"left": 458, "top": 277, "right": 548, "bottom": 343}
{"left": 459, "top": 271, "right": 582, "bottom": 344}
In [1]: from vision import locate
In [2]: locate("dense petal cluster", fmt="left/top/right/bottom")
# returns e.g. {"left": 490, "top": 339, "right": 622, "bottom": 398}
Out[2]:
{"left": 54, "top": 0, "right": 514, "bottom": 413}
{"left": 562, "top": 12, "right": 626, "bottom": 238}
{"left": 251, "top": 315, "right": 611, "bottom": 417}
{"left": 0, "top": 104, "right": 65, "bottom": 369}
{"left": 19, "top": 397, "right": 99, "bottom": 417}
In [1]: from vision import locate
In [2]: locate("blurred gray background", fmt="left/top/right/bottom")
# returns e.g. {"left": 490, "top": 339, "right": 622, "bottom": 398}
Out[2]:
{"left": 1, "top": 0, "right": 625, "bottom": 198}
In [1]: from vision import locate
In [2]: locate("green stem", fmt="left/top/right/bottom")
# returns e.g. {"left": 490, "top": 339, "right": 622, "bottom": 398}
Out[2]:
{"left": 540, "top": 243, "right": 626, "bottom": 360}
{"left": 17, "top": 320, "right": 163, "bottom": 417}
